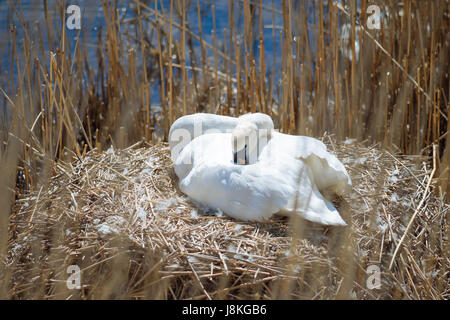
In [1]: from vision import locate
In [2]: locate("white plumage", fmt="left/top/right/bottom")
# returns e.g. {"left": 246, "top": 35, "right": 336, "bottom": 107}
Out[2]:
{"left": 170, "top": 113, "right": 351, "bottom": 226}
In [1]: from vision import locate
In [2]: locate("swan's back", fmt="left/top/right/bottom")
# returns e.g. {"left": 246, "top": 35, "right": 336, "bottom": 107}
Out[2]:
{"left": 169, "top": 113, "right": 275, "bottom": 162}
{"left": 169, "top": 113, "right": 238, "bottom": 161}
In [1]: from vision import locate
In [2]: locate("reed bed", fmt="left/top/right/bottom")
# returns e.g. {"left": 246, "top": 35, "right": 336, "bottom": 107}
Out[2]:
{"left": 5, "top": 139, "right": 448, "bottom": 299}
{"left": 0, "top": 0, "right": 449, "bottom": 299}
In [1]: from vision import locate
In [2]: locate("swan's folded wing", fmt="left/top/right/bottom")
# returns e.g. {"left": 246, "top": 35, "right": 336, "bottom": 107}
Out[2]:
{"left": 281, "top": 179, "right": 347, "bottom": 226}
{"left": 260, "top": 156, "right": 347, "bottom": 226}
{"left": 174, "top": 133, "right": 286, "bottom": 220}
{"left": 302, "top": 153, "right": 352, "bottom": 195}
{"left": 179, "top": 161, "right": 291, "bottom": 221}
{"left": 174, "top": 133, "right": 232, "bottom": 181}
{"left": 265, "top": 132, "right": 352, "bottom": 195}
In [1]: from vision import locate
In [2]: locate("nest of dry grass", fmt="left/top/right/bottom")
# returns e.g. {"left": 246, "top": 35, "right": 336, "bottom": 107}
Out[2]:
{"left": 5, "top": 139, "right": 449, "bottom": 299}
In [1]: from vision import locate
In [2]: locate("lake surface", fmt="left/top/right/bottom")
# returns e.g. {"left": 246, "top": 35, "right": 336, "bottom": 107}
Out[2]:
{"left": 0, "top": 0, "right": 331, "bottom": 107}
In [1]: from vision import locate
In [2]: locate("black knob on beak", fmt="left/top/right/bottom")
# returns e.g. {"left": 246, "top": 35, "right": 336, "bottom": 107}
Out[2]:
{"left": 233, "top": 144, "right": 248, "bottom": 165}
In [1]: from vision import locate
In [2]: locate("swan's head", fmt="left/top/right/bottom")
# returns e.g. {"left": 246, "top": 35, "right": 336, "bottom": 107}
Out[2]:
{"left": 231, "top": 121, "right": 257, "bottom": 165}
{"left": 238, "top": 113, "right": 274, "bottom": 132}
{"left": 232, "top": 120, "right": 272, "bottom": 165}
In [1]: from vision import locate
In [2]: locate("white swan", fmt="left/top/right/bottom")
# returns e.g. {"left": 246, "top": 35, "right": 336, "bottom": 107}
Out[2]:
{"left": 170, "top": 113, "right": 351, "bottom": 196}
{"left": 174, "top": 132, "right": 347, "bottom": 226}
{"left": 170, "top": 113, "right": 351, "bottom": 225}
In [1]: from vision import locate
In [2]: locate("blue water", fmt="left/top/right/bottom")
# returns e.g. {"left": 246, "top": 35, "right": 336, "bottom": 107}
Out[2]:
{"left": 0, "top": 0, "right": 330, "bottom": 108}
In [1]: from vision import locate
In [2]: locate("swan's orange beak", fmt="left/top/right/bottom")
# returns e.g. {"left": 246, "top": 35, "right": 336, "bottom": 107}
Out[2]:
{"left": 233, "top": 145, "right": 248, "bottom": 165}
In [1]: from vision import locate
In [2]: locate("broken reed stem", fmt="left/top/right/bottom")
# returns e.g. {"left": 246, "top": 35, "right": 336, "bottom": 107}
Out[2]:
{"left": 227, "top": 0, "right": 234, "bottom": 115}
{"left": 388, "top": 144, "right": 437, "bottom": 270}
{"left": 196, "top": 0, "right": 207, "bottom": 93}
{"left": 224, "top": 27, "right": 231, "bottom": 115}
{"left": 287, "top": 0, "right": 294, "bottom": 133}
{"left": 212, "top": 5, "right": 219, "bottom": 114}
{"left": 270, "top": 0, "right": 275, "bottom": 117}
{"left": 180, "top": 0, "right": 187, "bottom": 115}
{"left": 258, "top": 0, "right": 266, "bottom": 114}
{"left": 137, "top": 2, "right": 151, "bottom": 140}
{"left": 167, "top": 0, "right": 174, "bottom": 124}
{"left": 243, "top": 0, "right": 250, "bottom": 114}
{"left": 155, "top": 0, "right": 167, "bottom": 137}
{"left": 234, "top": 30, "right": 241, "bottom": 116}
{"left": 350, "top": 0, "right": 357, "bottom": 137}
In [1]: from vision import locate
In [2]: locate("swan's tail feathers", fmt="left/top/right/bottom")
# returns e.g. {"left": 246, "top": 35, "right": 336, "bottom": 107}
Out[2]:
{"left": 301, "top": 201, "right": 347, "bottom": 226}
{"left": 303, "top": 154, "right": 352, "bottom": 197}
{"left": 286, "top": 190, "right": 347, "bottom": 226}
